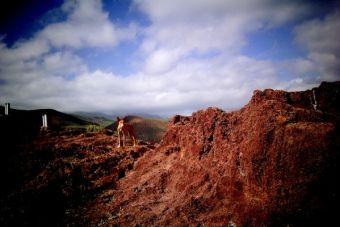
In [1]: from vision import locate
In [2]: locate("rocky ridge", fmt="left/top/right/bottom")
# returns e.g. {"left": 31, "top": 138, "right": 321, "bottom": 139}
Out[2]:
{"left": 83, "top": 81, "right": 339, "bottom": 226}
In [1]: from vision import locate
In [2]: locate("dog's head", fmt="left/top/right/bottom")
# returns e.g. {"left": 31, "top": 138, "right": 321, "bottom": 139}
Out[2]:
{"left": 117, "top": 117, "right": 128, "bottom": 127}
{"left": 117, "top": 116, "right": 127, "bottom": 121}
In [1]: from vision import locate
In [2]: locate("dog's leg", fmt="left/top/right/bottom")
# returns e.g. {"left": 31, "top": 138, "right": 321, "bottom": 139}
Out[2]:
{"left": 132, "top": 135, "right": 136, "bottom": 147}
{"left": 122, "top": 132, "right": 126, "bottom": 147}
{"left": 128, "top": 131, "right": 136, "bottom": 147}
{"left": 117, "top": 129, "right": 121, "bottom": 148}
{"left": 131, "top": 132, "right": 136, "bottom": 147}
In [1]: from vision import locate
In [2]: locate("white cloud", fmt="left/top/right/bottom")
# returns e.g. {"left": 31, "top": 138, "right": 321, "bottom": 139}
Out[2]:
{"left": 0, "top": 0, "right": 138, "bottom": 111}
{"left": 144, "top": 48, "right": 182, "bottom": 74}
{"left": 135, "top": 0, "right": 311, "bottom": 52}
{"left": 134, "top": 0, "right": 313, "bottom": 82}
{"left": 38, "top": 0, "right": 137, "bottom": 48}
{"left": 0, "top": 0, "right": 137, "bottom": 64}
{"left": 0, "top": 38, "right": 49, "bottom": 63}
{"left": 294, "top": 11, "right": 340, "bottom": 81}
{"left": 42, "top": 51, "right": 87, "bottom": 77}
{"left": 0, "top": 50, "right": 281, "bottom": 115}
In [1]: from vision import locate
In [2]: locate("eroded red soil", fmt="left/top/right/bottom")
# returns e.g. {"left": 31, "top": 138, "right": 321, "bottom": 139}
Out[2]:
{"left": 83, "top": 82, "right": 340, "bottom": 226}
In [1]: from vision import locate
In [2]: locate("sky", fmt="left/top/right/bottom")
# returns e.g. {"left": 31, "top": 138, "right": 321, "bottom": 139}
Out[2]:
{"left": 0, "top": 0, "right": 339, "bottom": 116}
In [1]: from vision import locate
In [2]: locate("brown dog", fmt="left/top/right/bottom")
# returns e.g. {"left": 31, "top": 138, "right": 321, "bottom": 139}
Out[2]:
{"left": 116, "top": 117, "right": 136, "bottom": 147}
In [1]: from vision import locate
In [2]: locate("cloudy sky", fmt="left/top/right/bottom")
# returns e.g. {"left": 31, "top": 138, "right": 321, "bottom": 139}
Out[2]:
{"left": 0, "top": 0, "right": 339, "bottom": 116}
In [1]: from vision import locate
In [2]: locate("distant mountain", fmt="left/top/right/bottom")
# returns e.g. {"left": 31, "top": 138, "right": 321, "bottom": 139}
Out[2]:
{"left": 71, "top": 112, "right": 114, "bottom": 128}
{"left": 72, "top": 111, "right": 114, "bottom": 119}
{"left": 106, "top": 115, "right": 168, "bottom": 143}
{"left": 71, "top": 111, "right": 164, "bottom": 128}
{"left": 129, "top": 113, "right": 165, "bottom": 119}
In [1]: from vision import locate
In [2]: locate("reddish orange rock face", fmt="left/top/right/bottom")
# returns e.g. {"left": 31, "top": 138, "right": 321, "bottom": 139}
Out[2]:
{"left": 79, "top": 82, "right": 339, "bottom": 226}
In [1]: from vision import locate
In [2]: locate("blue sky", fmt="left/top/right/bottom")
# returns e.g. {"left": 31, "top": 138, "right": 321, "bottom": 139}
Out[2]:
{"left": 0, "top": 0, "right": 339, "bottom": 116}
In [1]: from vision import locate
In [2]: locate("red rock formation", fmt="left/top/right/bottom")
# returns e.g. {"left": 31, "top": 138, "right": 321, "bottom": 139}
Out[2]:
{"left": 83, "top": 81, "right": 339, "bottom": 226}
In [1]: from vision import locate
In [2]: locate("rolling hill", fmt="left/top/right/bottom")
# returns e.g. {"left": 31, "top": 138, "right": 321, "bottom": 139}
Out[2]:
{"left": 0, "top": 107, "right": 97, "bottom": 130}
{"left": 0, "top": 107, "right": 98, "bottom": 144}
{"left": 71, "top": 111, "right": 115, "bottom": 128}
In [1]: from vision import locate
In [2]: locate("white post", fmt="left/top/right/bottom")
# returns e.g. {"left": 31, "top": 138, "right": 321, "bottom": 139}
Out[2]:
{"left": 310, "top": 88, "right": 318, "bottom": 111}
{"left": 44, "top": 114, "right": 48, "bottom": 128}
{"left": 4, "top": 103, "right": 10, "bottom": 115}
{"left": 42, "top": 114, "right": 48, "bottom": 129}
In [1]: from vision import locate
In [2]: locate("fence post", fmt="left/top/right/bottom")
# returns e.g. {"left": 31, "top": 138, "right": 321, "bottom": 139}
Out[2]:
{"left": 4, "top": 103, "right": 10, "bottom": 115}
{"left": 42, "top": 114, "right": 48, "bottom": 130}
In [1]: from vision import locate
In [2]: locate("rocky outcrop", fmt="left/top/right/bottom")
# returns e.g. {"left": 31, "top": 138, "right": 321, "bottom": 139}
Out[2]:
{"left": 0, "top": 129, "right": 153, "bottom": 226}
{"left": 83, "top": 81, "right": 339, "bottom": 226}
